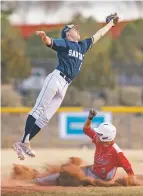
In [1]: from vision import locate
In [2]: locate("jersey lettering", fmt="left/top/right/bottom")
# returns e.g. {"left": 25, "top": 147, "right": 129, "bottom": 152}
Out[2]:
{"left": 94, "top": 156, "right": 109, "bottom": 165}
{"left": 49, "top": 38, "right": 92, "bottom": 80}
{"left": 68, "top": 49, "right": 72, "bottom": 56}
{"left": 75, "top": 51, "right": 78, "bottom": 58}
{"left": 68, "top": 50, "right": 83, "bottom": 60}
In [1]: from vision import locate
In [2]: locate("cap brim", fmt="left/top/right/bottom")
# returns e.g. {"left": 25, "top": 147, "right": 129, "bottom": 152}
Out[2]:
{"left": 66, "top": 24, "right": 79, "bottom": 32}
{"left": 68, "top": 25, "right": 79, "bottom": 31}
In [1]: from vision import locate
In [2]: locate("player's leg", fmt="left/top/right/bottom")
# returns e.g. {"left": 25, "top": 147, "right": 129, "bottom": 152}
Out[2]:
{"left": 20, "top": 95, "right": 65, "bottom": 159}
{"left": 29, "top": 86, "right": 67, "bottom": 140}
{"left": 82, "top": 166, "right": 117, "bottom": 181}
{"left": 81, "top": 166, "right": 103, "bottom": 180}
{"left": 17, "top": 82, "right": 68, "bottom": 159}
{"left": 34, "top": 96, "right": 63, "bottom": 129}
{"left": 12, "top": 73, "right": 57, "bottom": 160}
{"left": 28, "top": 124, "right": 40, "bottom": 141}
{"left": 21, "top": 86, "right": 56, "bottom": 142}
{"left": 33, "top": 173, "right": 60, "bottom": 186}
{"left": 29, "top": 71, "right": 69, "bottom": 140}
{"left": 12, "top": 115, "right": 37, "bottom": 160}
{"left": 106, "top": 167, "right": 117, "bottom": 181}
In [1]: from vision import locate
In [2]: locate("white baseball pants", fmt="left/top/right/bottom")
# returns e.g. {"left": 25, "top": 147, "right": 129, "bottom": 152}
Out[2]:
{"left": 82, "top": 166, "right": 117, "bottom": 181}
{"left": 29, "top": 69, "right": 69, "bottom": 129}
{"left": 34, "top": 166, "right": 117, "bottom": 186}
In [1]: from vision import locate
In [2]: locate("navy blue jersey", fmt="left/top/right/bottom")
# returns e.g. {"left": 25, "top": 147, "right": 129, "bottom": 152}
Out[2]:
{"left": 48, "top": 37, "right": 93, "bottom": 80}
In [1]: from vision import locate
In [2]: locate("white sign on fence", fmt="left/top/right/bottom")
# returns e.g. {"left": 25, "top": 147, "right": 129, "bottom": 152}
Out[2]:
{"left": 59, "top": 112, "right": 112, "bottom": 139}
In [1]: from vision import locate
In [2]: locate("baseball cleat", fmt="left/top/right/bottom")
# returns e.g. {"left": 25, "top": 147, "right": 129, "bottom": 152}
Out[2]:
{"left": 12, "top": 142, "right": 25, "bottom": 160}
{"left": 18, "top": 142, "right": 36, "bottom": 158}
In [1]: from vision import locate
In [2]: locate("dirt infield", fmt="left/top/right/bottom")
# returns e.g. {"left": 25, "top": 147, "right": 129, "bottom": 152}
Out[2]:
{"left": 1, "top": 149, "right": 143, "bottom": 196}
{"left": 2, "top": 184, "right": 143, "bottom": 196}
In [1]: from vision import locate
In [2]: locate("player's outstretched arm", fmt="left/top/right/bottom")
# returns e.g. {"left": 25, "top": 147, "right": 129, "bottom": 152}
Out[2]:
{"left": 92, "top": 13, "right": 119, "bottom": 44}
{"left": 83, "top": 109, "right": 97, "bottom": 129}
{"left": 36, "top": 31, "right": 52, "bottom": 46}
{"left": 117, "top": 152, "right": 139, "bottom": 185}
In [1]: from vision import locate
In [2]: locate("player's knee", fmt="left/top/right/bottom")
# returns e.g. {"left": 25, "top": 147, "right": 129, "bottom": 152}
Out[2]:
{"left": 47, "top": 87, "right": 57, "bottom": 96}
{"left": 36, "top": 117, "right": 48, "bottom": 129}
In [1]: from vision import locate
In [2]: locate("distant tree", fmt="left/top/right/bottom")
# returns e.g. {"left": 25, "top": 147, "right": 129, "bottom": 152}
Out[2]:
{"left": 110, "top": 19, "right": 143, "bottom": 77}
{"left": 26, "top": 30, "right": 60, "bottom": 59}
{"left": 1, "top": 13, "right": 31, "bottom": 83}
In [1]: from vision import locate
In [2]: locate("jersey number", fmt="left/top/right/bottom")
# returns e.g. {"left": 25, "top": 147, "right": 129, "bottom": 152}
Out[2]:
{"left": 79, "top": 63, "right": 82, "bottom": 70}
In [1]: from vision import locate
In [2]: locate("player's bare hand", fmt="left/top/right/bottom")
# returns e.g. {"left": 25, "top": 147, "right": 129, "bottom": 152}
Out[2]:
{"left": 88, "top": 109, "right": 97, "bottom": 120}
{"left": 36, "top": 31, "right": 46, "bottom": 37}
{"left": 127, "top": 175, "right": 139, "bottom": 186}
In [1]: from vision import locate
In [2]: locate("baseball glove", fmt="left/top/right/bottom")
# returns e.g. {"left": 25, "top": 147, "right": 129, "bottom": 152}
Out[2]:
{"left": 88, "top": 109, "right": 97, "bottom": 120}
{"left": 106, "top": 13, "right": 119, "bottom": 26}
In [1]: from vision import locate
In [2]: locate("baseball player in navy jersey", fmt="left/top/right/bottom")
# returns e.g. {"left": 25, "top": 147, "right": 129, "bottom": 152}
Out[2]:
{"left": 13, "top": 13, "right": 119, "bottom": 160}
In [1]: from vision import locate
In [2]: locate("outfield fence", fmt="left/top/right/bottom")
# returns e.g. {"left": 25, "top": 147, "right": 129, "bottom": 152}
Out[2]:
{"left": 1, "top": 106, "right": 143, "bottom": 113}
{"left": 1, "top": 107, "right": 143, "bottom": 149}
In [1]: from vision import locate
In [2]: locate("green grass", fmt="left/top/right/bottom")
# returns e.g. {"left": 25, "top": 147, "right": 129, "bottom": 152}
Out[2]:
{"left": 2, "top": 187, "right": 143, "bottom": 196}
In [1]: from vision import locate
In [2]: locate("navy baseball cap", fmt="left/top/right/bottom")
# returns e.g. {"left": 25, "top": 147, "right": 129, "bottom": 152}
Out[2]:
{"left": 61, "top": 24, "right": 78, "bottom": 39}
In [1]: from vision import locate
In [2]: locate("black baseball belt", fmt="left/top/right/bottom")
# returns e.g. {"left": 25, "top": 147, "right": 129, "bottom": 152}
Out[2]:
{"left": 59, "top": 72, "right": 72, "bottom": 84}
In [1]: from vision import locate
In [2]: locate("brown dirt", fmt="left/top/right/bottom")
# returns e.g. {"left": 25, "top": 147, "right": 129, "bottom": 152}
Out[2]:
{"left": 1, "top": 157, "right": 143, "bottom": 195}
{"left": 2, "top": 177, "right": 143, "bottom": 195}
{"left": 1, "top": 183, "right": 68, "bottom": 195}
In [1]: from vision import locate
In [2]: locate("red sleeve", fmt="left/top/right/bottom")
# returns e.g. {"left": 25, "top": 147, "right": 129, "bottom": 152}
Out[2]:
{"left": 118, "top": 152, "right": 134, "bottom": 175}
{"left": 83, "top": 128, "right": 96, "bottom": 141}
